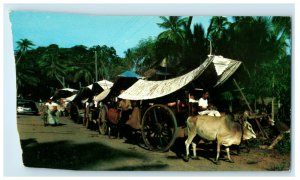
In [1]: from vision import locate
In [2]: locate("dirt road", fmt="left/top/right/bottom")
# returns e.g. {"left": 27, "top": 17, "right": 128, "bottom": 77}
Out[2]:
{"left": 16, "top": 114, "right": 290, "bottom": 172}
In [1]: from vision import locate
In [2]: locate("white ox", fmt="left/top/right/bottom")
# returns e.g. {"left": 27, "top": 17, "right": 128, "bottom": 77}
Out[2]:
{"left": 184, "top": 114, "right": 256, "bottom": 164}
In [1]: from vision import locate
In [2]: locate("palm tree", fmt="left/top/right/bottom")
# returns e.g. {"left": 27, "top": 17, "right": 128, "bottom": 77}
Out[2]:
{"left": 206, "top": 16, "right": 230, "bottom": 55}
{"left": 207, "top": 16, "right": 230, "bottom": 40}
{"left": 15, "top": 39, "right": 35, "bottom": 64}
{"left": 157, "top": 16, "right": 188, "bottom": 43}
{"left": 124, "top": 49, "right": 135, "bottom": 70}
{"left": 262, "top": 17, "right": 291, "bottom": 121}
{"left": 272, "top": 17, "right": 291, "bottom": 40}
{"left": 271, "top": 16, "right": 291, "bottom": 59}
{"left": 156, "top": 16, "right": 192, "bottom": 74}
{"left": 222, "top": 16, "right": 291, "bottom": 120}
{"left": 73, "top": 67, "right": 93, "bottom": 85}
{"left": 15, "top": 39, "right": 36, "bottom": 95}
{"left": 183, "top": 23, "right": 208, "bottom": 70}
{"left": 38, "top": 44, "right": 67, "bottom": 88}
{"left": 16, "top": 67, "right": 40, "bottom": 90}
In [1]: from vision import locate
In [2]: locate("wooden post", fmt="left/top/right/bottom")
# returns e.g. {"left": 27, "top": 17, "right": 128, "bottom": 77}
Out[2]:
{"left": 233, "top": 79, "right": 253, "bottom": 112}
{"left": 272, "top": 75, "right": 275, "bottom": 122}
{"left": 233, "top": 79, "right": 268, "bottom": 138}
{"left": 268, "top": 130, "right": 290, "bottom": 149}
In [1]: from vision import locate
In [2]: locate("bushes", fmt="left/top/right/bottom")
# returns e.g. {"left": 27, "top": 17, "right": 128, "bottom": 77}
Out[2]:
{"left": 246, "top": 138, "right": 269, "bottom": 148}
{"left": 245, "top": 132, "right": 291, "bottom": 156}
{"left": 267, "top": 161, "right": 290, "bottom": 171}
{"left": 274, "top": 133, "right": 291, "bottom": 155}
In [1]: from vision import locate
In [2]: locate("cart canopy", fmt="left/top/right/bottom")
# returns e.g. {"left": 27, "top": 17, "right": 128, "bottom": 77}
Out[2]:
{"left": 118, "top": 70, "right": 144, "bottom": 79}
{"left": 50, "top": 88, "right": 79, "bottom": 101}
{"left": 94, "top": 89, "right": 111, "bottom": 102}
{"left": 118, "top": 55, "right": 241, "bottom": 100}
{"left": 87, "top": 79, "right": 114, "bottom": 90}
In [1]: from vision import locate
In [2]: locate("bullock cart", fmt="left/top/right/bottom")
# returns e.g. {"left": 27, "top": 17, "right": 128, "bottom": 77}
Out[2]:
{"left": 94, "top": 72, "right": 143, "bottom": 136}
{"left": 116, "top": 55, "right": 242, "bottom": 152}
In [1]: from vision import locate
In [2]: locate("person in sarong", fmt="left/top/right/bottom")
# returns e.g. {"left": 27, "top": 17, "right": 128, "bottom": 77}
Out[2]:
{"left": 45, "top": 99, "right": 60, "bottom": 126}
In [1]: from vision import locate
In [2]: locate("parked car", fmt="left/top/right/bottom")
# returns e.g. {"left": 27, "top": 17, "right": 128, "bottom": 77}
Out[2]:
{"left": 17, "top": 99, "right": 39, "bottom": 115}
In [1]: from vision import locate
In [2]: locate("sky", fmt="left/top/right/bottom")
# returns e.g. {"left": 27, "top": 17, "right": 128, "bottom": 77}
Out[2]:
{"left": 9, "top": 11, "right": 212, "bottom": 58}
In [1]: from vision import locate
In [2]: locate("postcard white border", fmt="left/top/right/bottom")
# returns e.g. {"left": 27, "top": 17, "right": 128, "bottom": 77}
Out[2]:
{"left": 2, "top": 2, "right": 297, "bottom": 178}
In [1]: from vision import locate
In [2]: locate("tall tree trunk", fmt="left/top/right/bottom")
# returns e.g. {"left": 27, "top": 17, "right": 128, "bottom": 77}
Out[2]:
{"left": 187, "top": 16, "right": 193, "bottom": 29}
{"left": 55, "top": 73, "right": 65, "bottom": 88}
{"left": 16, "top": 52, "right": 23, "bottom": 65}
{"left": 272, "top": 75, "right": 275, "bottom": 121}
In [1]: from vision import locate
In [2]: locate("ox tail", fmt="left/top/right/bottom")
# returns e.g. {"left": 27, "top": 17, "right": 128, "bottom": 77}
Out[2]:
{"left": 186, "top": 116, "right": 194, "bottom": 134}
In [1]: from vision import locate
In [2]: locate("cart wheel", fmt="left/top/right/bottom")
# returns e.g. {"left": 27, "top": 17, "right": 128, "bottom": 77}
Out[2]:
{"left": 87, "top": 111, "right": 93, "bottom": 129}
{"left": 141, "top": 104, "right": 178, "bottom": 152}
{"left": 70, "top": 103, "right": 80, "bottom": 123}
{"left": 84, "top": 108, "right": 91, "bottom": 128}
{"left": 98, "top": 105, "right": 108, "bottom": 135}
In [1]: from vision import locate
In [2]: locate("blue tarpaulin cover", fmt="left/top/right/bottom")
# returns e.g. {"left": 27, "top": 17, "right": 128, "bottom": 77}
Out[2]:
{"left": 118, "top": 71, "right": 143, "bottom": 79}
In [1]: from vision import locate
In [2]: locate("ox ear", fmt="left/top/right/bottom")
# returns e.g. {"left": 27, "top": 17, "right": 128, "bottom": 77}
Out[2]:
{"left": 244, "top": 121, "right": 253, "bottom": 130}
{"left": 268, "top": 116, "right": 275, "bottom": 126}
{"left": 243, "top": 110, "right": 250, "bottom": 119}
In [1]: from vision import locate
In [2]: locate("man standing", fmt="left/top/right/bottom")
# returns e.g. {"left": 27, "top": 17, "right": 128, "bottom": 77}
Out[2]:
{"left": 45, "top": 99, "right": 60, "bottom": 126}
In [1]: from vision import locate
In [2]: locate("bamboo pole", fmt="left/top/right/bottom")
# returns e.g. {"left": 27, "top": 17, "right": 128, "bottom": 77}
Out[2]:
{"left": 268, "top": 130, "right": 290, "bottom": 149}
{"left": 233, "top": 79, "right": 253, "bottom": 112}
{"left": 272, "top": 75, "right": 275, "bottom": 123}
{"left": 233, "top": 79, "right": 267, "bottom": 138}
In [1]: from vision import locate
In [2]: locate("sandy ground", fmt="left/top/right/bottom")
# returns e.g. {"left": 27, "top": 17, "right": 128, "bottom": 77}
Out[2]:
{"left": 16, "top": 114, "right": 291, "bottom": 173}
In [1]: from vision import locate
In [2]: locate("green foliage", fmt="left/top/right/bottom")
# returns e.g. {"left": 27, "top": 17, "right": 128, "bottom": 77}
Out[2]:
{"left": 15, "top": 43, "right": 125, "bottom": 99}
{"left": 267, "top": 162, "right": 290, "bottom": 171}
{"left": 157, "top": 16, "right": 188, "bottom": 43}
{"left": 124, "top": 37, "right": 158, "bottom": 74}
{"left": 15, "top": 38, "right": 36, "bottom": 65}
{"left": 221, "top": 91, "right": 234, "bottom": 101}
{"left": 246, "top": 138, "right": 262, "bottom": 148}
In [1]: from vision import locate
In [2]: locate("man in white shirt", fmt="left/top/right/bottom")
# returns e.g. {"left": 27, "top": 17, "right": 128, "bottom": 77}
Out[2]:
{"left": 198, "top": 92, "right": 209, "bottom": 111}
{"left": 45, "top": 99, "right": 60, "bottom": 125}
{"left": 198, "top": 91, "right": 221, "bottom": 117}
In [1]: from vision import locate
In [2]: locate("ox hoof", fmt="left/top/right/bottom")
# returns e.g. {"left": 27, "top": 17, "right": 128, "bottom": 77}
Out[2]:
{"left": 214, "top": 160, "right": 221, "bottom": 165}
{"left": 182, "top": 155, "right": 189, "bottom": 162}
{"left": 228, "top": 159, "right": 235, "bottom": 163}
{"left": 191, "top": 156, "right": 201, "bottom": 160}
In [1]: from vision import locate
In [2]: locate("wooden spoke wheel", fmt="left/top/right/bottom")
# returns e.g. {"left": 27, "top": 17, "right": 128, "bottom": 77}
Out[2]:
{"left": 141, "top": 104, "right": 178, "bottom": 152}
{"left": 84, "top": 107, "right": 91, "bottom": 128}
{"left": 98, "top": 105, "right": 108, "bottom": 135}
{"left": 70, "top": 103, "right": 80, "bottom": 123}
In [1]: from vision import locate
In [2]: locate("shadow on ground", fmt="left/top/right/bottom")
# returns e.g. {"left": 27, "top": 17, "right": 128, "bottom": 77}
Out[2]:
{"left": 169, "top": 137, "right": 244, "bottom": 164}
{"left": 20, "top": 138, "right": 168, "bottom": 171}
{"left": 109, "top": 164, "right": 168, "bottom": 171}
